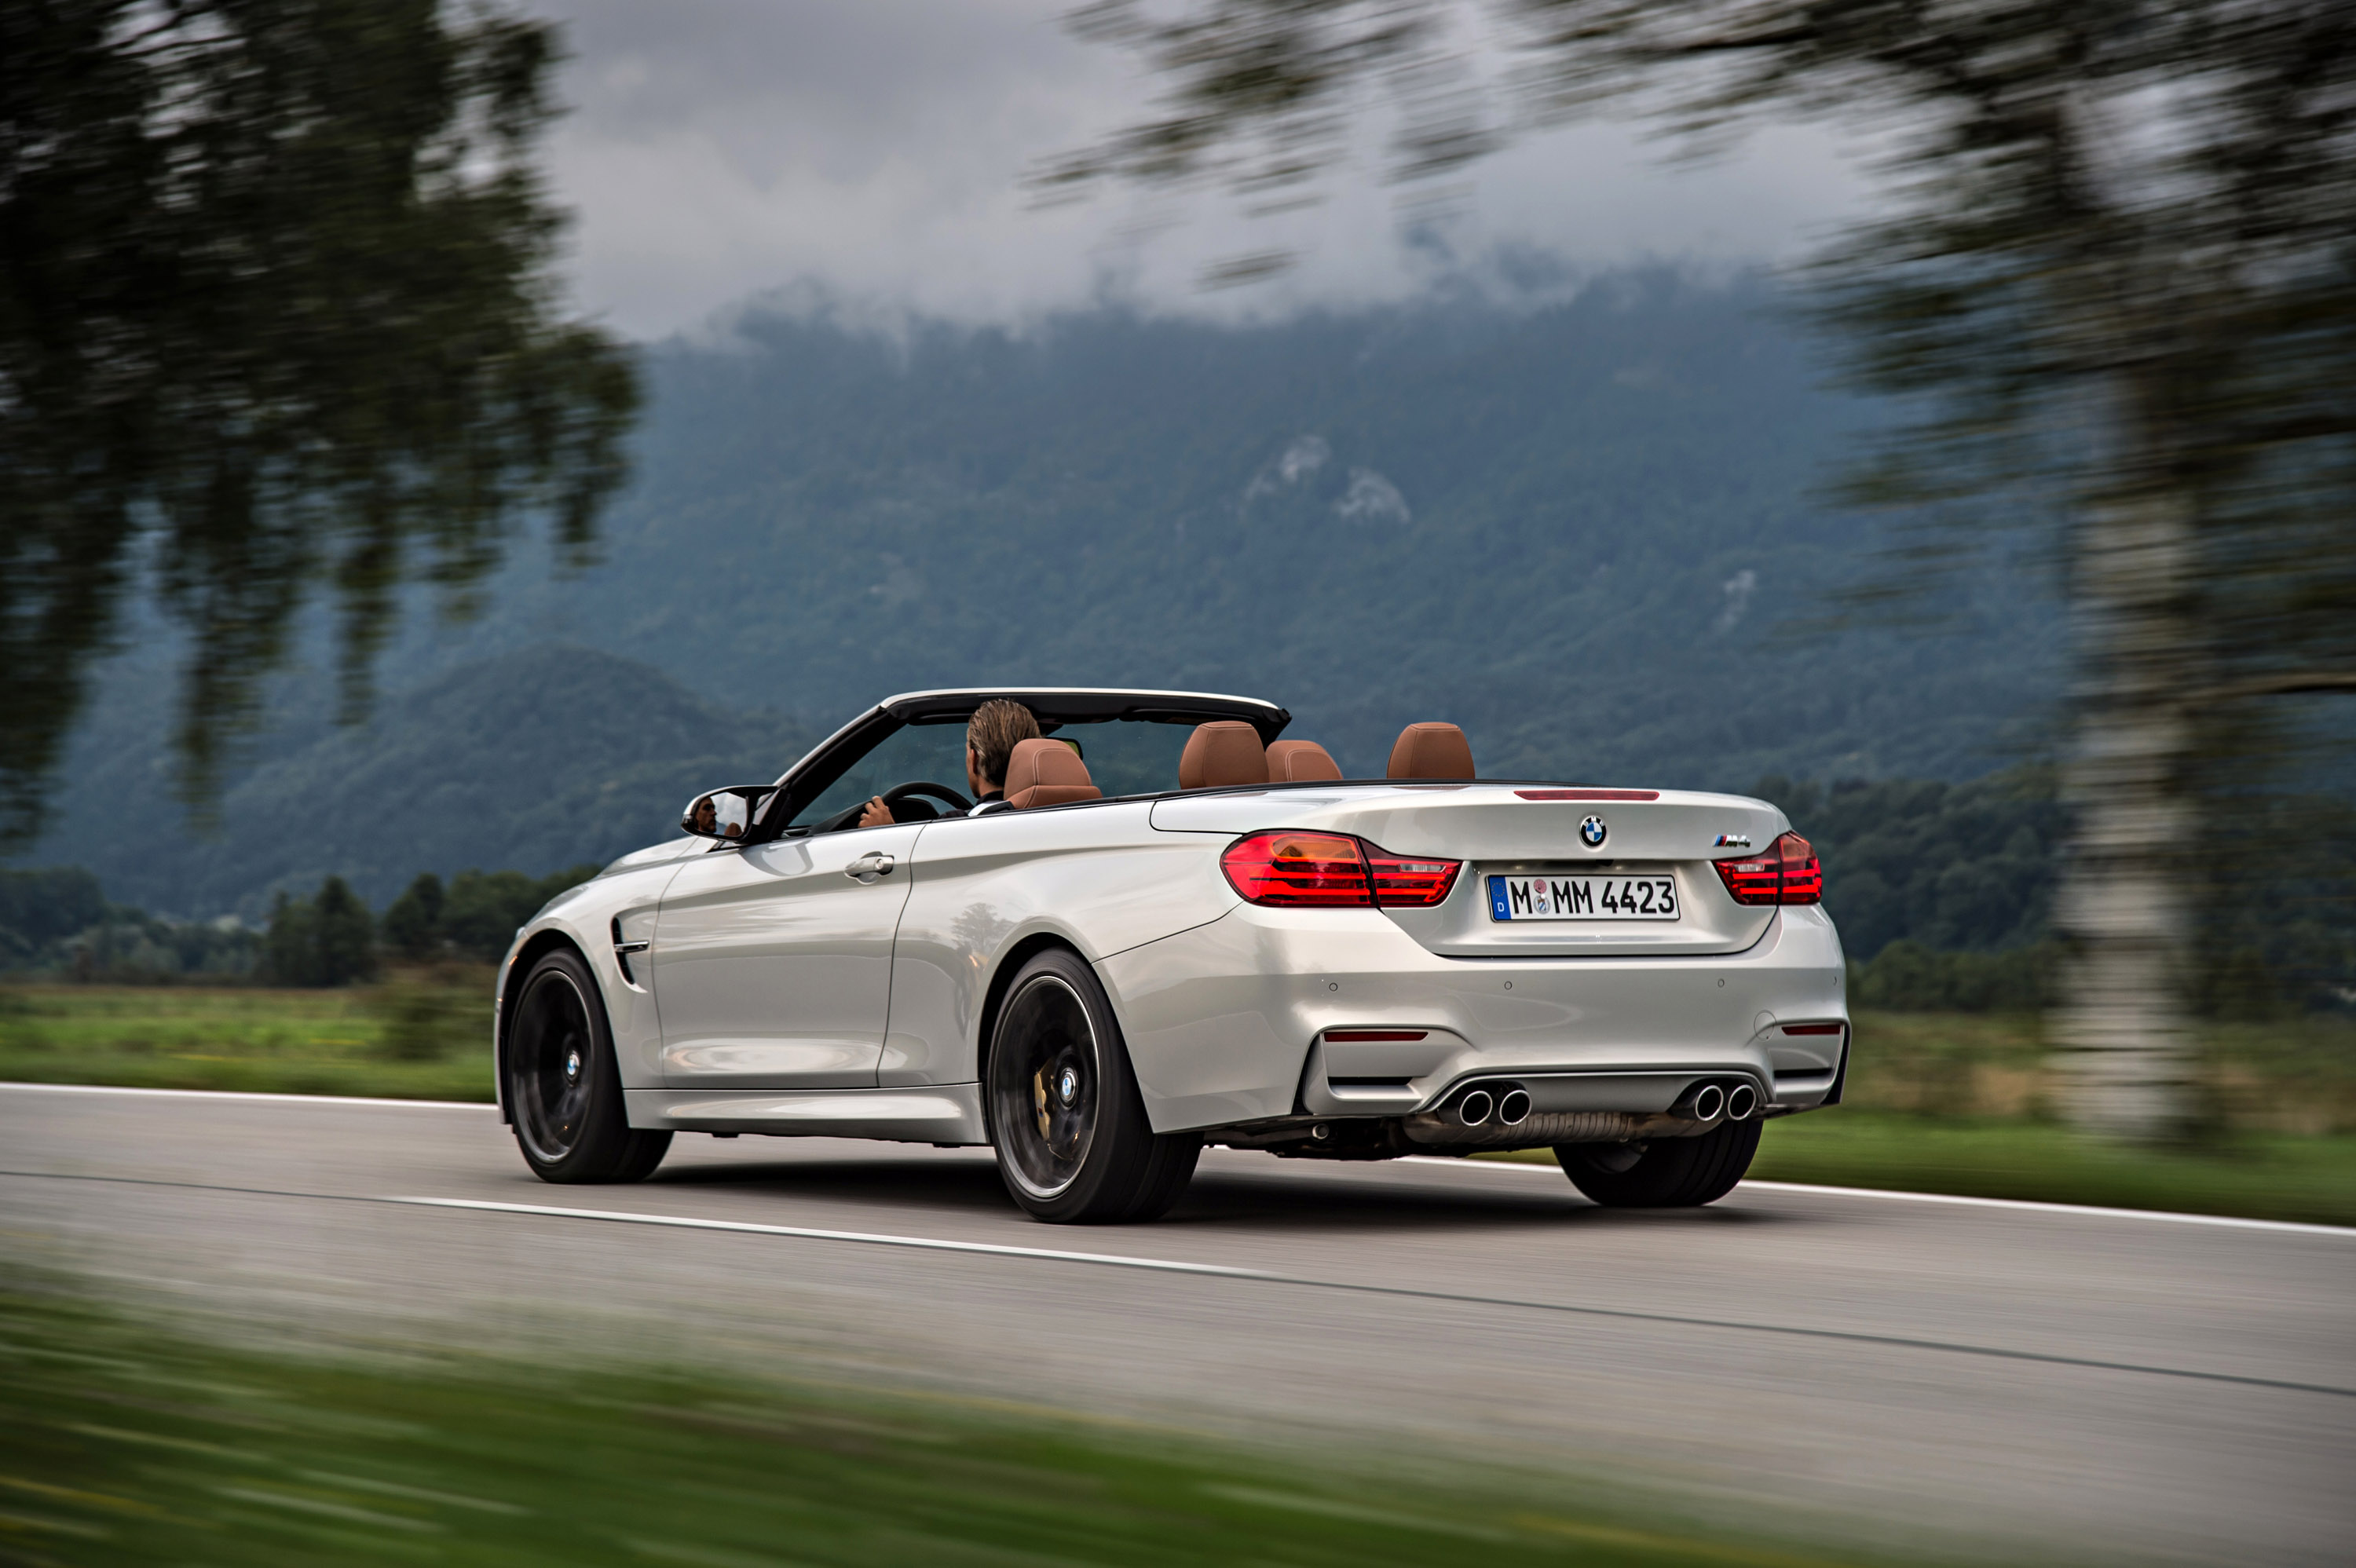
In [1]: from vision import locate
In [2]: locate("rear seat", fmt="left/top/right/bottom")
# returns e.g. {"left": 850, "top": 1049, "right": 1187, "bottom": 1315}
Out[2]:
{"left": 1386, "top": 722, "right": 1475, "bottom": 780}
{"left": 1266, "top": 740, "right": 1342, "bottom": 781}
{"left": 1003, "top": 738, "right": 1102, "bottom": 808}
{"left": 1178, "top": 721, "right": 1268, "bottom": 788}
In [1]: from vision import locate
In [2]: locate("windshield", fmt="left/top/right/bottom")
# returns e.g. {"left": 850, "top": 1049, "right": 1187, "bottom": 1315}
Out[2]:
{"left": 785, "top": 714, "right": 1201, "bottom": 828}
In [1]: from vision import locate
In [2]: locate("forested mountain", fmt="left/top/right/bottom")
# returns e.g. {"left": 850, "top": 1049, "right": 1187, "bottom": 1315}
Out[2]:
{"left": 38, "top": 646, "right": 810, "bottom": 918}
{"left": 20, "top": 268, "right": 2069, "bottom": 917}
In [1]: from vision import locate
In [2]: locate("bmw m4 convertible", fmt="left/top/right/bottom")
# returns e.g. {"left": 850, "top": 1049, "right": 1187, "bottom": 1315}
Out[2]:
{"left": 494, "top": 688, "right": 1849, "bottom": 1223}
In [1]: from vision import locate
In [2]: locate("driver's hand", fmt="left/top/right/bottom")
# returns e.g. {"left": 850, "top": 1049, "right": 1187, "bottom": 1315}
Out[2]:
{"left": 856, "top": 796, "right": 893, "bottom": 829}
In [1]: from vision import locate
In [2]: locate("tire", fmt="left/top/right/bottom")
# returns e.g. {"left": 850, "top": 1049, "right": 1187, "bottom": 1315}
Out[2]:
{"left": 505, "top": 948, "right": 671, "bottom": 1184}
{"left": 1556, "top": 1119, "right": 1761, "bottom": 1208}
{"left": 986, "top": 948, "right": 1201, "bottom": 1223}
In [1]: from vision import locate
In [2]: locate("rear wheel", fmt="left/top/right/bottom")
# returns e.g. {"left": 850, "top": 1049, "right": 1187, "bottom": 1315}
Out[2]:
{"left": 986, "top": 948, "right": 1200, "bottom": 1223}
{"left": 506, "top": 948, "right": 671, "bottom": 1184}
{"left": 1556, "top": 1119, "right": 1760, "bottom": 1208}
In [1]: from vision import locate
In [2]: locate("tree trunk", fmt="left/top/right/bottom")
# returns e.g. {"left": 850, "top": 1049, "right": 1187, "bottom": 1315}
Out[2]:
{"left": 2052, "top": 466, "right": 2200, "bottom": 1139}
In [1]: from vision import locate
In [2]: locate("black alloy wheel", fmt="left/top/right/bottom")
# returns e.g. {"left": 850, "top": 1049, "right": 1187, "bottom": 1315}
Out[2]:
{"left": 986, "top": 948, "right": 1199, "bottom": 1223}
{"left": 506, "top": 948, "right": 671, "bottom": 1184}
{"left": 1555, "top": 1118, "right": 1762, "bottom": 1208}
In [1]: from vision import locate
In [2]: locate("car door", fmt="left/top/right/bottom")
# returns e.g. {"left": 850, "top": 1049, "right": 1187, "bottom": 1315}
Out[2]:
{"left": 648, "top": 823, "right": 926, "bottom": 1088}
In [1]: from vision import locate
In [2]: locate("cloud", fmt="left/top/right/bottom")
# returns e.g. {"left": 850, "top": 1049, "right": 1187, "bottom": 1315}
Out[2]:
{"left": 525, "top": 1, "right": 1874, "bottom": 340}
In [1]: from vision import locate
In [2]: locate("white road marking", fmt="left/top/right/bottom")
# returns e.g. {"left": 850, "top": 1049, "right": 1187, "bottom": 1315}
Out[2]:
{"left": 390, "top": 1195, "right": 1273, "bottom": 1277}
{"left": 1414, "top": 1157, "right": 2356, "bottom": 1238}
{"left": 8, "top": 1082, "right": 2347, "bottom": 1239}
{"left": 0, "top": 1081, "right": 489, "bottom": 1111}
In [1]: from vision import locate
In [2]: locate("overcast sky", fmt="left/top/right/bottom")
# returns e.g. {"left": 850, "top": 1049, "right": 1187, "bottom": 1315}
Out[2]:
{"left": 526, "top": 0, "right": 1872, "bottom": 341}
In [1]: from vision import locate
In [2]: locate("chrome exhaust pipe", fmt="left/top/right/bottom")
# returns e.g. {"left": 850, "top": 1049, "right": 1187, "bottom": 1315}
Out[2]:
{"left": 1725, "top": 1082, "right": 1759, "bottom": 1121}
{"left": 1496, "top": 1087, "right": 1531, "bottom": 1126}
{"left": 1456, "top": 1089, "right": 1494, "bottom": 1126}
{"left": 1677, "top": 1082, "right": 1726, "bottom": 1123}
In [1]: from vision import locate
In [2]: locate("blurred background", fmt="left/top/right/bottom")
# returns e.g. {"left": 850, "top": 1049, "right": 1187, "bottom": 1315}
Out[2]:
{"left": 2, "top": 3, "right": 2351, "bottom": 1560}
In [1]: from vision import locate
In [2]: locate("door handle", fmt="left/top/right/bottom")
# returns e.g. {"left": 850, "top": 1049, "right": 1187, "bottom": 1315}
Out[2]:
{"left": 844, "top": 851, "right": 895, "bottom": 883}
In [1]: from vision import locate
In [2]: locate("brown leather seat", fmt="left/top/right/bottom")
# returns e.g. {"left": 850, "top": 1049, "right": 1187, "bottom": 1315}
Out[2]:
{"left": 1266, "top": 739, "right": 1342, "bottom": 782}
{"left": 1003, "top": 738, "right": 1102, "bottom": 809}
{"left": 1178, "top": 721, "right": 1268, "bottom": 788}
{"left": 1386, "top": 722, "right": 1476, "bottom": 780}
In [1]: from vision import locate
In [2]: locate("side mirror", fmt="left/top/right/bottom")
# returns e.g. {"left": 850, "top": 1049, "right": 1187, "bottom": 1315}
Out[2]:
{"left": 681, "top": 785, "right": 777, "bottom": 842}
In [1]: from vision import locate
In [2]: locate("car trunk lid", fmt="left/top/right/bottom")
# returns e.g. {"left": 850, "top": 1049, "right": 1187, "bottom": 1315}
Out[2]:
{"left": 1151, "top": 784, "right": 1786, "bottom": 956}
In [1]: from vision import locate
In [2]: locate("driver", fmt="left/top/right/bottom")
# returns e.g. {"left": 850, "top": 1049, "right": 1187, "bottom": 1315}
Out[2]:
{"left": 854, "top": 698, "right": 1041, "bottom": 827}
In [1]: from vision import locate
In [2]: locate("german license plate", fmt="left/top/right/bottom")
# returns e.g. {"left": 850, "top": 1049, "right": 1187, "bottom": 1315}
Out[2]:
{"left": 1487, "top": 874, "right": 1679, "bottom": 921}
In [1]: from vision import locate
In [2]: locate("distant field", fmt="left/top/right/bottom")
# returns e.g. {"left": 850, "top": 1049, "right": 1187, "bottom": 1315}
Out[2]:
{"left": 5, "top": 985, "right": 2353, "bottom": 1224}
{"left": 0, "top": 974, "right": 496, "bottom": 1102}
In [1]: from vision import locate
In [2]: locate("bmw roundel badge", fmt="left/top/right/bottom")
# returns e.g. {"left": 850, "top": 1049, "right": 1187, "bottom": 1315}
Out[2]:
{"left": 1579, "top": 814, "right": 1608, "bottom": 848}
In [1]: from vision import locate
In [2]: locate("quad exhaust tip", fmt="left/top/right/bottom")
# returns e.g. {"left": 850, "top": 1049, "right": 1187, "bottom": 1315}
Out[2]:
{"left": 1725, "top": 1082, "right": 1759, "bottom": 1121}
{"left": 1496, "top": 1088, "right": 1531, "bottom": 1126}
{"left": 1687, "top": 1082, "right": 1726, "bottom": 1123}
{"left": 1456, "top": 1089, "right": 1495, "bottom": 1126}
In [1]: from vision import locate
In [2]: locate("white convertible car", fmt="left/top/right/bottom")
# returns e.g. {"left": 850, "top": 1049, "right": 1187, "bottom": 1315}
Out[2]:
{"left": 495, "top": 688, "right": 1849, "bottom": 1222}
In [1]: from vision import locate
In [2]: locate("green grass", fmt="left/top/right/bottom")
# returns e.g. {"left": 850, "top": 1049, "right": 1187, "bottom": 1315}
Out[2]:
{"left": 0, "top": 1276, "right": 1915, "bottom": 1568}
{"left": 0, "top": 978, "right": 494, "bottom": 1101}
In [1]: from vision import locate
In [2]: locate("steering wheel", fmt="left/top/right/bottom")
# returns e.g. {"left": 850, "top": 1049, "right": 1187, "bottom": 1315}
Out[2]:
{"left": 880, "top": 780, "right": 972, "bottom": 817}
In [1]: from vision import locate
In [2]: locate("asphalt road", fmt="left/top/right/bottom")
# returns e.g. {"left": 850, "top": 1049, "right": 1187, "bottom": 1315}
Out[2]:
{"left": 5, "top": 1083, "right": 2352, "bottom": 1565}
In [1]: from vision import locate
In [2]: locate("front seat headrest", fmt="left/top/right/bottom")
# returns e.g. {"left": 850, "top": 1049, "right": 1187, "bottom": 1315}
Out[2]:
{"left": 1387, "top": 722, "right": 1475, "bottom": 780}
{"left": 1004, "top": 738, "right": 1102, "bottom": 809}
{"left": 1266, "top": 740, "right": 1342, "bottom": 782}
{"left": 1178, "top": 721, "right": 1269, "bottom": 788}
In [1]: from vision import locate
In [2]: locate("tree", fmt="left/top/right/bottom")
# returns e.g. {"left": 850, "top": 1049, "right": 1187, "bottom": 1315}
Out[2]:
{"left": 262, "top": 874, "right": 375, "bottom": 985}
{"left": 1053, "top": 0, "right": 2356, "bottom": 1136}
{"left": 2, "top": 0, "right": 639, "bottom": 842}
{"left": 382, "top": 871, "right": 446, "bottom": 961}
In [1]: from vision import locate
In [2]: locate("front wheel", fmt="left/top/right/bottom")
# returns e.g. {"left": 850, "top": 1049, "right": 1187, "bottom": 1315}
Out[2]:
{"left": 986, "top": 948, "right": 1199, "bottom": 1223}
{"left": 1556, "top": 1119, "right": 1761, "bottom": 1208}
{"left": 506, "top": 948, "right": 671, "bottom": 1184}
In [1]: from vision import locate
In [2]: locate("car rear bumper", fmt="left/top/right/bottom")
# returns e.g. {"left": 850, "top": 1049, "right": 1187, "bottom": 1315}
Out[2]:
{"left": 1099, "top": 902, "right": 1849, "bottom": 1135}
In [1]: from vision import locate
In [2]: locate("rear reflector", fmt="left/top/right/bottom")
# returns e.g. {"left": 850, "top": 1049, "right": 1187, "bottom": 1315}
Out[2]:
{"left": 1365, "top": 844, "right": 1462, "bottom": 907}
{"left": 1515, "top": 788, "right": 1660, "bottom": 802}
{"left": 1712, "top": 831, "right": 1824, "bottom": 906}
{"left": 1780, "top": 1022, "right": 1845, "bottom": 1036}
{"left": 1324, "top": 1029, "right": 1429, "bottom": 1042}
{"left": 1221, "top": 832, "right": 1462, "bottom": 908}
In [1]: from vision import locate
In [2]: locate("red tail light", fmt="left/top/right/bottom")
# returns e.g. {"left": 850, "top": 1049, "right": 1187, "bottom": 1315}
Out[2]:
{"left": 1221, "top": 832, "right": 1462, "bottom": 908}
{"left": 1713, "top": 832, "right": 1823, "bottom": 906}
{"left": 1221, "top": 832, "right": 1371, "bottom": 906}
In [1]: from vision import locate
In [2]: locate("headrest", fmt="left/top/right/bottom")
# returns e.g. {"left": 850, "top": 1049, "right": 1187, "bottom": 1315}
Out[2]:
{"left": 1178, "top": 721, "right": 1269, "bottom": 789}
{"left": 1266, "top": 740, "right": 1342, "bottom": 782}
{"left": 1004, "top": 738, "right": 1102, "bottom": 810}
{"left": 1386, "top": 722, "right": 1476, "bottom": 780}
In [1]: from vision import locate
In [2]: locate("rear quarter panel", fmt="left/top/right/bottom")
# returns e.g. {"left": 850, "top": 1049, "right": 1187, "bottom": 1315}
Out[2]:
{"left": 881, "top": 801, "right": 1236, "bottom": 1086}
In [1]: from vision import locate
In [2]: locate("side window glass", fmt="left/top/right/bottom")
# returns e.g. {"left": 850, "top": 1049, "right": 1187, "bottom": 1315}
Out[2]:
{"left": 790, "top": 725, "right": 968, "bottom": 828}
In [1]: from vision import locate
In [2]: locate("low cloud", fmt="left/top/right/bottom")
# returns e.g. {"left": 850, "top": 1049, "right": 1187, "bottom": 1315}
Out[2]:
{"left": 525, "top": 1, "right": 1873, "bottom": 340}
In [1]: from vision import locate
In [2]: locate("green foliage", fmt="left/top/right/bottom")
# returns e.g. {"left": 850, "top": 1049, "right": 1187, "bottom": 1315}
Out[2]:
{"left": 0, "top": 0, "right": 639, "bottom": 843}
{"left": 1849, "top": 942, "right": 2058, "bottom": 1016}
{"left": 262, "top": 876, "right": 379, "bottom": 988}
{"left": 384, "top": 872, "right": 447, "bottom": 960}
{"left": 0, "top": 866, "right": 106, "bottom": 959}
{"left": 1773, "top": 766, "right": 2066, "bottom": 961}
{"left": 438, "top": 864, "right": 602, "bottom": 962}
